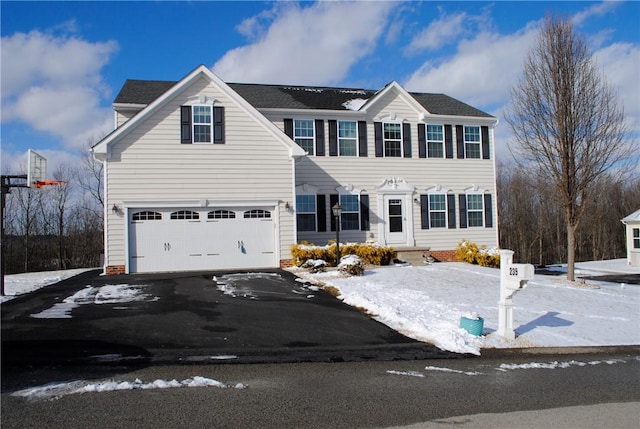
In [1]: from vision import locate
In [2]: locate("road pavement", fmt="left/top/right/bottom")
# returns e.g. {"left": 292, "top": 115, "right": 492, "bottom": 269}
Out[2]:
{"left": 2, "top": 352, "right": 639, "bottom": 428}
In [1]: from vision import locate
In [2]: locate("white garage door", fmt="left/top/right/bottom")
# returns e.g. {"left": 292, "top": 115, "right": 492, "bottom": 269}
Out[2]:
{"left": 129, "top": 207, "right": 275, "bottom": 273}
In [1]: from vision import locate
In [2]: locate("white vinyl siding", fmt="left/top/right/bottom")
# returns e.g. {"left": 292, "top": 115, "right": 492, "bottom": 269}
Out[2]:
{"left": 280, "top": 87, "right": 497, "bottom": 250}
{"left": 105, "top": 76, "right": 296, "bottom": 270}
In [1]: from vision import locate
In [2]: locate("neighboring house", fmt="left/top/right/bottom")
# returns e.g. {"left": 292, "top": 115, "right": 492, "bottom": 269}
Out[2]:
{"left": 93, "top": 65, "right": 498, "bottom": 274}
{"left": 621, "top": 209, "right": 640, "bottom": 267}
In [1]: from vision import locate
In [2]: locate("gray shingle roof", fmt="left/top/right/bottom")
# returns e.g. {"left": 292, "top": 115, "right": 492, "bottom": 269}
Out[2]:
{"left": 113, "top": 79, "right": 494, "bottom": 118}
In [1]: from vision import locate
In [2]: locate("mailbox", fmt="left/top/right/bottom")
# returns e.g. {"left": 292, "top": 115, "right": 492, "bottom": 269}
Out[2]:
{"left": 504, "top": 263, "right": 535, "bottom": 290}
{"left": 498, "top": 250, "right": 534, "bottom": 340}
{"left": 507, "top": 264, "right": 534, "bottom": 281}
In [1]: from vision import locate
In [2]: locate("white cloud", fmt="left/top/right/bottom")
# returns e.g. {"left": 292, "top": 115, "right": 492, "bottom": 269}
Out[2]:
{"left": 594, "top": 42, "right": 640, "bottom": 133}
{"left": 572, "top": 1, "right": 620, "bottom": 26}
{"left": 1, "top": 30, "right": 118, "bottom": 150}
{"left": 405, "top": 11, "right": 468, "bottom": 53}
{"left": 212, "top": 1, "right": 396, "bottom": 85}
{"left": 404, "top": 24, "right": 539, "bottom": 109}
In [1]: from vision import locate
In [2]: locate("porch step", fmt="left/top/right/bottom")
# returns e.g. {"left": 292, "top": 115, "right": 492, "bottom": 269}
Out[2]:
{"left": 395, "top": 248, "right": 434, "bottom": 266}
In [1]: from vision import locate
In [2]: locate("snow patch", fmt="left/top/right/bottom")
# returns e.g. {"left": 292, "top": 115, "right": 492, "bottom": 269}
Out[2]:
{"left": 12, "top": 376, "right": 248, "bottom": 401}
{"left": 30, "top": 284, "right": 154, "bottom": 318}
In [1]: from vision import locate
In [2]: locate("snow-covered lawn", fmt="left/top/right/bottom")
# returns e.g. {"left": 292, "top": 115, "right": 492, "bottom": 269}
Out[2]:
{"left": 1, "top": 268, "right": 95, "bottom": 304}
{"left": 294, "top": 259, "right": 640, "bottom": 355}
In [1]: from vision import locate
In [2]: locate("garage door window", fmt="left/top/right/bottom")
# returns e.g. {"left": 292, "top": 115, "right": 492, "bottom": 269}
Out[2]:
{"left": 244, "top": 209, "right": 271, "bottom": 219}
{"left": 132, "top": 211, "right": 162, "bottom": 221}
{"left": 208, "top": 210, "right": 236, "bottom": 219}
{"left": 171, "top": 210, "right": 200, "bottom": 220}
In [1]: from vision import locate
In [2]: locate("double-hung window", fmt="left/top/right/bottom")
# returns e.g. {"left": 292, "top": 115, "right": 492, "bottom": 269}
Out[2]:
{"left": 383, "top": 123, "right": 402, "bottom": 157}
{"left": 464, "top": 126, "right": 481, "bottom": 159}
{"left": 296, "top": 194, "right": 317, "bottom": 232}
{"left": 294, "top": 119, "right": 315, "bottom": 155}
{"left": 429, "top": 194, "right": 447, "bottom": 228}
{"left": 466, "top": 194, "right": 484, "bottom": 227}
{"left": 338, "top": 121, "right": 357, "bottom": 156}
{"left": 193, "top": 105, "right": 212, "bottom": 143}
{"left": 339, "top": 194, "right": 360, "bottom": 230}
{"left": 634, "top": 228, "right": 640, "bottom": 249}
{"left": 427, "top": 125, "right": 444, "bottom": 158}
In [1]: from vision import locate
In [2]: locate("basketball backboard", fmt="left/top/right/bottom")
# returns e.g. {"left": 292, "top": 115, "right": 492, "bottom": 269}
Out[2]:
{"left": 27, "top": 149, "right": 47, "bottom": 188}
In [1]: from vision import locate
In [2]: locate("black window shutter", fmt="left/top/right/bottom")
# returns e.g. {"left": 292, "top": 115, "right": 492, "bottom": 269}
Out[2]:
{"left": 358, "top": 121, "right": 367, "bottom": 157}
{"left": 458, "top": 194, "right": 468, "bottom": 229}
{"left": 445, "top": 125, "right": 453, "bottom": 158}
{"left": 213, "top": 106, "right": 225, "bottom": 144}
{"left": 328, "top": 120, "right": 338, "bottom": 156}
{"left": 481, "top": 126, "right": 490, "bottom": 159}
{"left": 484, "top": 194, "right": 493, "bottom": 228}
{"left": 360, "top": 194, "right": 370, "bottom": 231}
{"left": 181, "top": 105, "right": 192, "bottom": 144}
{"left": 418, "top": 124, "right": 426, "bottom": 158}
{"left": 284, "top": 119, "right": 293, "bottom": 139}
{"left": 456, "top": 125, "right": 464, "bottom": 159}
{"left": 420, "top": 195, "right": 429, "bottom": 229}
{"left": 315, "top": 119, "right": 325, "bottom": 156}
{"left": 330, "top": 194, "right": 339, "bottom": 231}
{"left": 317, "top": 194, "right": 326, "bottom": 232}
{"left": 374, "top": 122, "right": 383, "bottom": 157}
{"left": 403, "top": 123, "right": 412, "bottom": 158}
{"left": 447, "top": 194, "right": 456, "bottom": 229}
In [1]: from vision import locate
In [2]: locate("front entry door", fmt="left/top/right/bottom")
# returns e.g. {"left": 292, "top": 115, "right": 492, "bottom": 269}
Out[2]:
{"left": 384, "top": 196, "right": 406, "bottom": 244}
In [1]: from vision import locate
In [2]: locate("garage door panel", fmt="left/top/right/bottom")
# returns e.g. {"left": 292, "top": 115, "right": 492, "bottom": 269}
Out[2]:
{"left": 129, "top": 206, "right": 276, "bottom": 273}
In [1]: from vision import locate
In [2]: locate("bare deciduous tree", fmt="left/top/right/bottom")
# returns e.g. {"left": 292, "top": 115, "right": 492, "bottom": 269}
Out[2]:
{"left": 505, "top": 15, "right": 634, "bottom": 281}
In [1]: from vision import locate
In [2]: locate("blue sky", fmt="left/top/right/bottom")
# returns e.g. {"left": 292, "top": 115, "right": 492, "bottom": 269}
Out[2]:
{"left": 2, "top": 1, "right": 639, "bottom": 175}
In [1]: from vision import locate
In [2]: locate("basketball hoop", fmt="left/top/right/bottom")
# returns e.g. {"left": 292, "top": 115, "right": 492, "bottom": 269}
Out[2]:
{"left": 34, "top": 180, "right": 66, "bottom": 188}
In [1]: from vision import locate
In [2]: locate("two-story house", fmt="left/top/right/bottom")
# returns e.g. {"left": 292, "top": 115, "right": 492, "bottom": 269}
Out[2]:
{"left": 93, "top": 65, "right": 498, "bottom": 274}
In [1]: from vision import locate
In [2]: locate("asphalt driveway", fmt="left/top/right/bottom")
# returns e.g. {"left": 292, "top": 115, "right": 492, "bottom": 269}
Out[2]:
{"left": 1, "top": 269, "right": 453, "bottom": 367}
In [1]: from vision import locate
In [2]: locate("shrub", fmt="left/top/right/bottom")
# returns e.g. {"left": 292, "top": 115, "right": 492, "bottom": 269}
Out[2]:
{"left": 291, "top": 242, "right": 396, "bottom": 267}
{"left": 455, "top": 240, "right": 479, "bottom": 264}
{"left": 455, "top": 239, "right": 500, "bottom": 268}
{"left": 476, "top": 248, "right": 500, "bottom": 268}
{"left": 301, "top": 259, "right": 328, "bottom": 273}
{"left": 338, "top": 255, "right": 365, "bottom": 276}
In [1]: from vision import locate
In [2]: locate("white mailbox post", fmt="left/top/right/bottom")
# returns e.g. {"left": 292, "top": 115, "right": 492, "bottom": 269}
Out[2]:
{"left": 498, "top": 249, "right": 534, "bottom": 340}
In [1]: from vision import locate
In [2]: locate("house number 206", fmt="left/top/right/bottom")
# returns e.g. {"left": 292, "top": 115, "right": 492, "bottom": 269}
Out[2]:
{"left": 509, "top": 267, "right": 519, "bottom": 276}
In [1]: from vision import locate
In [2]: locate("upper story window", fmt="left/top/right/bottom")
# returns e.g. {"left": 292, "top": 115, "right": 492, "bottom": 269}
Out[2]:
{"left": 339, "top": 194, "right": 360, "bottom": 230}
{"left": 429, "top": 194, "right": 447, "bottom": 228}
{"left": 296, "top": 194, "right": 316, "bottom": 232}
{"left": 181, "top": 104, "right": 224, "bottom": 144}
{"left": 464, "top": 126, "right": 481, "bottom": 159}
{"left": 383, "top": 123, "right": 402, "bottom": 157}
{"left": 338, "top": 121, "right": 357, "bottom": 156}
{"left": 427, "top": 125, "right": 444, "bottom": 158}
{"left": 193, "top": 105, "right": 212, "bottom": 143}
{"left": 466, "top": 194, "right": 484, "bottom": 227}
{"left": 294, "top": 119, "right": 315, "bottom": 155}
